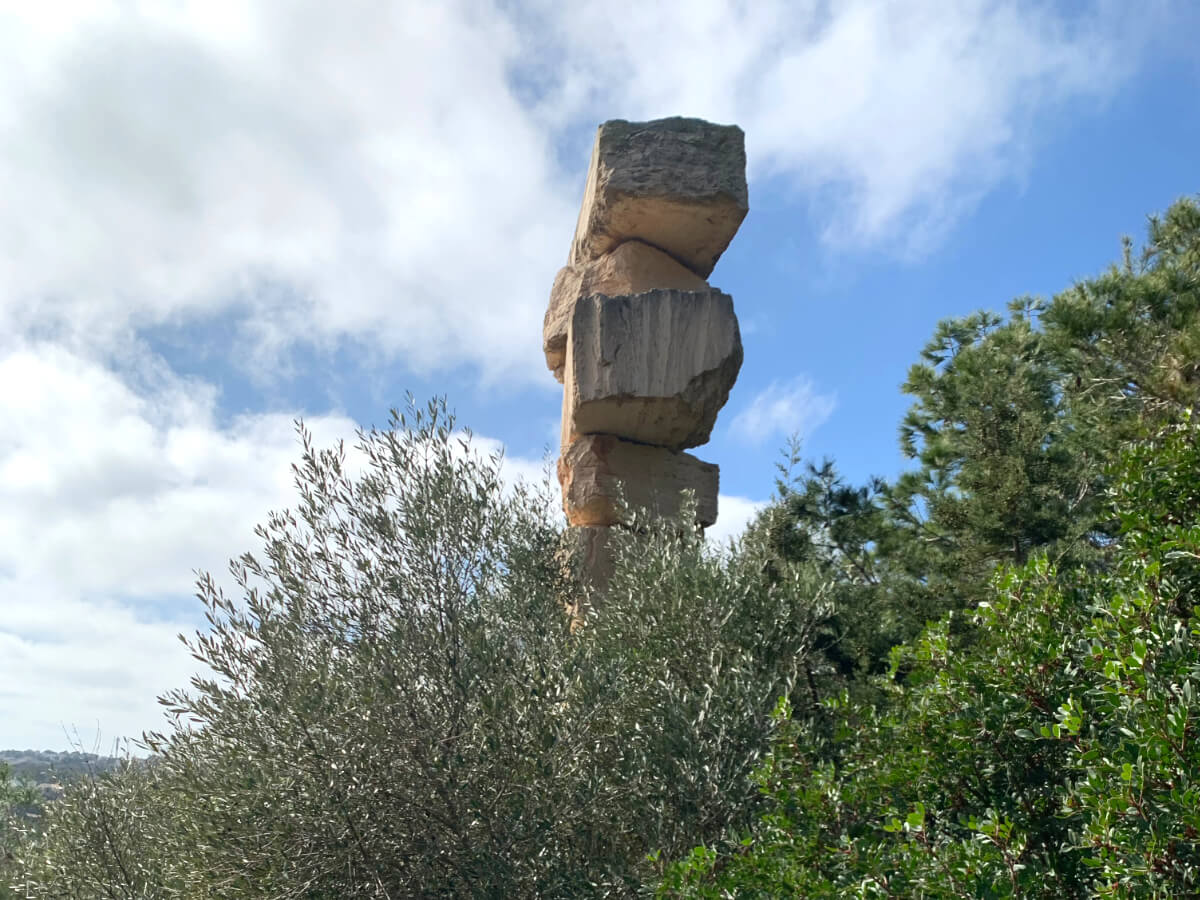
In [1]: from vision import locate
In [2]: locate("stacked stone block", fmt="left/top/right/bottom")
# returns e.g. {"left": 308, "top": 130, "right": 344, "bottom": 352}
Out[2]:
{"left": 544, "top": 117, "right": 748, "bottom": 589}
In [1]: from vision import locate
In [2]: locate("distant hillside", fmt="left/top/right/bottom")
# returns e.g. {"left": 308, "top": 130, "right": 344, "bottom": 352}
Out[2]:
{"left": 1, "top": 750, "right": 123, "bottom": 789}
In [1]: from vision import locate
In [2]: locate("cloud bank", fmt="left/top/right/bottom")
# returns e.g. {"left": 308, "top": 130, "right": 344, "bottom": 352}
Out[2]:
{"left": 0, "top": 339, "right": 562, "bottom": 749}
{"left": 0, "top": 0, "right": 1162, "bottom": 381}
{"left": 0, "top": 0, "right": 1180, "bottom": 747}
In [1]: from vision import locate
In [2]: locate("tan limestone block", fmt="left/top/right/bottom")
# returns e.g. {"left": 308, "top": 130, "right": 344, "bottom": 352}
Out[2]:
{"left": 569, "top": 117, "right": 748, "bottom": 278}
{"left": 558, "top": 434, "right": 718, "bottom": 528}
{"left": 560, "top": 525, "right": 616, "bottom": 624}
{"left": 563, "top": 288, "right": 742, "bottom": 451}
{"left": 543, "top": 239, "right": 708, "bottom": 380}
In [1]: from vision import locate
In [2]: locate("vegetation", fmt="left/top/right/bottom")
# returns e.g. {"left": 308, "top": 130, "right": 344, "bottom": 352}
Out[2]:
{"left": 0, "top": 751, "right": 122, "bottom": 788}
{"left": 10, "top": 401, "right": 822, "bottom": 897}
{"left": 6, "top": 197, "right": 1200, "bottom": 897}
{"left": 658, "top": 199, "right": 1200, "bottom": 897}
{"left": 760, "top": 198, "right": 1200, "bottom": 684}
{"left": 659, "top": 418, "right": 1200, "bottom": 897}
{"left": 1, "top": 763, "right": 45, "bottom": 900}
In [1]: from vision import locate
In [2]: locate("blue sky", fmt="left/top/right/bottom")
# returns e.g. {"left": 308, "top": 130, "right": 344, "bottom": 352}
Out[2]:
{"left": 0, "top": 0, "right": 1196, "bottom": 750}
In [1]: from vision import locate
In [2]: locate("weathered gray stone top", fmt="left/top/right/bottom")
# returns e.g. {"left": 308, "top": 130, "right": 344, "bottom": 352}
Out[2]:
{"left": 570, "top": 117, "right": 749, "bottom": 278}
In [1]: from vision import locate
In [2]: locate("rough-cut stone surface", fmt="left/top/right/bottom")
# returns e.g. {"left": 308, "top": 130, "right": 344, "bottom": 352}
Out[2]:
{"left": 543, "top": 239, "right": 708, "bottom": 380}
{"left": 563, "top": 288, "right": 742, "bottom": 450}
{"left": 570, "top": 118, "right": 748, "bottom": 278}
{"left": 561, "top": 525, "right": 615, "bottom": 610}
{"left": 558, "top": 434, "right": 718, "bottom": 527}
{"left": 547, "top": 116, "right": 749, "bottom": 593}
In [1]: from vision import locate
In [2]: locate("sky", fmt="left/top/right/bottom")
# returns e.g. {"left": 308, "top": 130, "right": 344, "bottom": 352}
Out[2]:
{"left": 1, "top": 0, "right": 1197, "bottom": 752}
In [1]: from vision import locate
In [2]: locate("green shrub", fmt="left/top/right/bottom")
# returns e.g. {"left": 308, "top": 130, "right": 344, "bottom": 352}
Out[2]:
{"left": 659, "top": 417, "right": 1200, "bottom": 898}
{"left": 13, "top": 399, "right": 823, "bottom": 898}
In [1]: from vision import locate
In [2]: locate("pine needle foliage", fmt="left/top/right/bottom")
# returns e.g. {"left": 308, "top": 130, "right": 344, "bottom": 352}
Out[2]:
{"left": 659, "top": 197, "right": 1200, "bottom": 898}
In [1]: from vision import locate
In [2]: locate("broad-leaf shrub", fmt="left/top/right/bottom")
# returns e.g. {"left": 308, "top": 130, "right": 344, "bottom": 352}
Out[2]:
{"left": 661, "top": 416, "right": 1200, "bottom": 898}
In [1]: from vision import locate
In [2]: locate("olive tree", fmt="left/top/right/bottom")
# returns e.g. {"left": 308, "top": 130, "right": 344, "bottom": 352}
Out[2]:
{"left": 16, "top": 398, "right": 822, "bottom": 898}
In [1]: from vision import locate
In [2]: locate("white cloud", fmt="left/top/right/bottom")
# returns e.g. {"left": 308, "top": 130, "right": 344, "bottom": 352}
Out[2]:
{"left": 707, "top": 494, "right": 768, "bottom": 547}
{"left": 0, "top": 590, "right": 197, "bottom": 755}
{"left": 0, "top": 342, "right": 354, "bottom": 599}
{"left": 730, "top": 377, "right": 836, "bottom": 446}
{"left": 0, "top": 340, "right": 359, "bottom": 748}
{"left": 0, "top": 342, "right": 546, "bottom": 750}
{"left": 530, "top": 0, "right": 1163, "bottom": 251}
{"left": 0, "top": 0, "right": 573, "bottom": 383}
{"left": 0, "top": 0, "right": 1175, "bottom": 383}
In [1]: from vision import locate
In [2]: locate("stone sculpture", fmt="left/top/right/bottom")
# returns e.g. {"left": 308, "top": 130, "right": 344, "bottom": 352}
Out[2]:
{"left": 546, "top": 116, "right": 747, "bottom": 594}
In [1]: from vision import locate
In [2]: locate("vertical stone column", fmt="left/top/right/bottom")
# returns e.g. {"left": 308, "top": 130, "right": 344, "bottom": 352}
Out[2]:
{"left": 544, "top": 117, "right": 748, "bottom": 601}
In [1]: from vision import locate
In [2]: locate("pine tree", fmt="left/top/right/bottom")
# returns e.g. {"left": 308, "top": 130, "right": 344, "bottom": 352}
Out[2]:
{"left": 762, "top": 196, "right": 1200, "bottom": 679}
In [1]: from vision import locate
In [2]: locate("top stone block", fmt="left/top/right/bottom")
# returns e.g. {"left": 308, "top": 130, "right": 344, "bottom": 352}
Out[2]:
{"left": 570, "top": 117, "right": 749, "bottom": 278}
